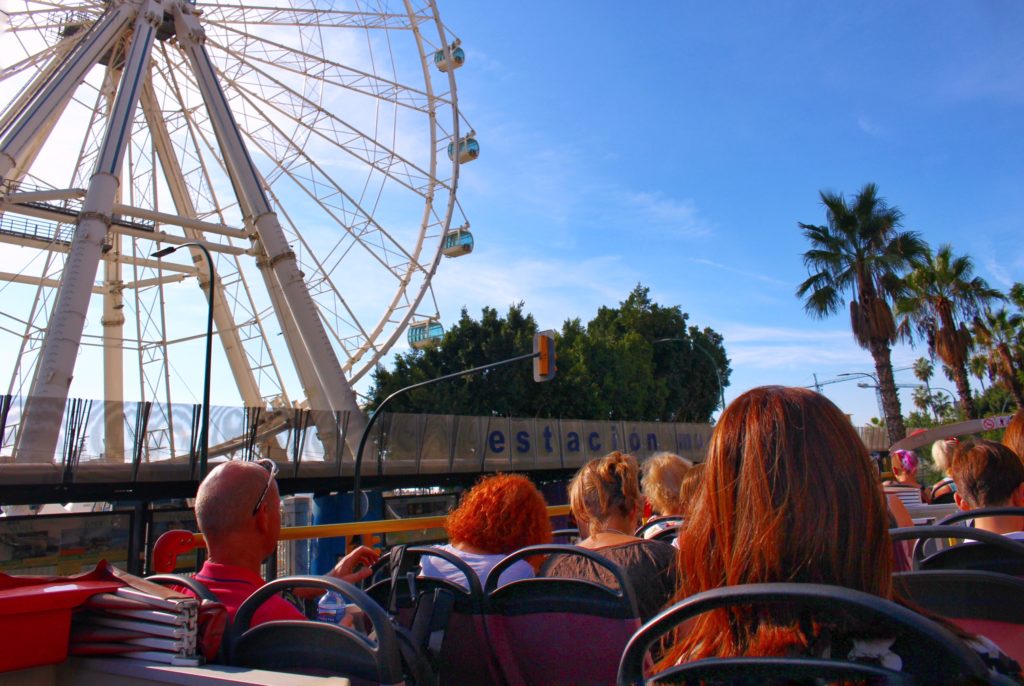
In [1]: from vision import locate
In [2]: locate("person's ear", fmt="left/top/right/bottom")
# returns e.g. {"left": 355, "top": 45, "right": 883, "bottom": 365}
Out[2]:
{"left": 1012, "top": 483, "right": 1024, "bottom": 507}
{"left": 953, "top": 492, "right": 970, "bottom": 511}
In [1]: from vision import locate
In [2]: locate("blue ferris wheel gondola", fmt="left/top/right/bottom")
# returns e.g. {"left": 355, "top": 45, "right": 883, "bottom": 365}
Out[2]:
{"left": 447, "top": 136, "right": 479, "bottom": 164}
{"left": 433, "top": 45, "right": 465, "bottom": 73}
{"left": 407, "top": 320, "right": 445, "bottom": 349}
{"left": 442, "top": 226, "right": 473, "bottom": 257}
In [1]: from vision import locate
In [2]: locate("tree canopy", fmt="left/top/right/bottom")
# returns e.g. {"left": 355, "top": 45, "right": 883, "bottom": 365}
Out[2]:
{"left": 367, "top": 285, "right": 730, "bottom": 423}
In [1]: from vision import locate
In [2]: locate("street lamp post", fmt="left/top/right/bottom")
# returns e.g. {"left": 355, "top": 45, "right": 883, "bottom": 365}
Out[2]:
{"left": 152, "top": 242, "right": 215, "bottom": 479}
{"left": 838, "top": 372, "right": 884, "bottom": 420}
{"left": 653, "top": 337, "right": 726, "bottom": 413}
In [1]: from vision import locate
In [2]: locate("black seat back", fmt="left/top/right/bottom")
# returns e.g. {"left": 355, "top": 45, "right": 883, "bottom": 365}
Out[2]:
{"left": 368, "top": 545, "right": 498, "bottom": 686}
{"left": 224, "top": 575, "right": 404, "bottom": 685}
{"left": 894, "top": 569, "right": 1024, "bottom": 665}
{"left": 890, "top": 525, "right": 1024, "bottom": 574}
{"left": 616, "top": 582, "right": 991, "bottom": 686}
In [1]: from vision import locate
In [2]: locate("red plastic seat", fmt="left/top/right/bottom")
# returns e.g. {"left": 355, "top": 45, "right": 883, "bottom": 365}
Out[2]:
{"left": 485, "top": 544, "right": 642, "bottom": 686}
{"left": 894, "top": 569, "right": 1024, "bottom": 664}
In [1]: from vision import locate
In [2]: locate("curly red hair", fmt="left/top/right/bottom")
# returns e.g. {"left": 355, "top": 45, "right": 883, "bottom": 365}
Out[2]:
{"left": 445, "top": 473, "right": 553, "bottom": 554}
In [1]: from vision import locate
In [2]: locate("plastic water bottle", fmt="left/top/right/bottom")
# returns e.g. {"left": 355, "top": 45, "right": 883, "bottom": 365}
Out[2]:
{"left": 316, "top": 590, "right": 347, "bottom": 625}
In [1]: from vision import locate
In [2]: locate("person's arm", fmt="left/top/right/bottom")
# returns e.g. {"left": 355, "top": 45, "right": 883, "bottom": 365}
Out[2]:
{"left": 328, "top": 545, "right": 380, "bottom": 584}
{"left": 930, "top": 481, "right": 953, "bottom": 503}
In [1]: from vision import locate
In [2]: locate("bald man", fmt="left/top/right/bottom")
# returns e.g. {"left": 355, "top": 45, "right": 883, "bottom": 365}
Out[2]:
{"left": 193, "top": 459, "right": 379, "bottom": 625}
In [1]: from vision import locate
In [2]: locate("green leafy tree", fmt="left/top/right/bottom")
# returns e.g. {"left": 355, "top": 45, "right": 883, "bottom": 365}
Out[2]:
{"left": 586, "top": 285, "right": 729, "bottom": 421}
{"left": 796, "top": 183, "right": 927, "bottom": 445}
{"left": 367, "top": 286, "right": 730, "bottom": 423}
{"left": 896, "top": 245, "right": 1002, "bottom": 419}
{"left": 368, "top": 303, "right": 541, "bottom": 416}
{"left": 972, "top": 308, "right": 1024, "bottom": 410}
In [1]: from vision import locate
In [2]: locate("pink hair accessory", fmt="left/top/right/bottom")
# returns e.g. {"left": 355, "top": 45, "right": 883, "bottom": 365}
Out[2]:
{"left": 892, "top": 449, "right": 917, "bottom": 472}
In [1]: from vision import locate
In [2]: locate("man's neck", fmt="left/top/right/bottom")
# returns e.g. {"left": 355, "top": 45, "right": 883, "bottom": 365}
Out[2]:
{"left": 975, "top": 515, "right": 1024, "bottom": 536}
{"left": 207, "top": 540, "right": 267, "bottom": 577}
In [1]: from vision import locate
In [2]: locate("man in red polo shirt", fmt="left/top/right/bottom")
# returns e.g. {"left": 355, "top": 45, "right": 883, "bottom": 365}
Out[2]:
{"left": 194, "top": 459, "right": 378, "bottom": 625}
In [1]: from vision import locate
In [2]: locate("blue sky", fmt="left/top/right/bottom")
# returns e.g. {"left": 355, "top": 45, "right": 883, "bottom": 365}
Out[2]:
{"left": 420, "top": 1, "right": 1024, "bottom": 424}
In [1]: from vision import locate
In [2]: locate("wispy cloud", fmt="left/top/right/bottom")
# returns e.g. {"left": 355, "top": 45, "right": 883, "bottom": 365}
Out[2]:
{"left": 684, "top": 258, "right": 789, "bottom": 287}
{"left": 618, "top": 191, "right": 712, "bottom": 238}
{"left": 942, "top": 53, "right": 1024, "bottom": 103}
{"left": 716, "top": 322, "right": 862, "bottom": 370}
{"left": 856, "top": 113, "right": 885, "bottom": 137}
{"left": 430, "top": 249, "right": 640, "bottom": 330}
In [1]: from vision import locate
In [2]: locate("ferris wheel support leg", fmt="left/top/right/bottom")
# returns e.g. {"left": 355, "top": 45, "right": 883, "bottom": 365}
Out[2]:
{"left": 15, "top": 3, "right": 161, "bottom": 464}
{"left": 174, "top": 7, "right": 368, "bottom": 456}
{"left": 0, "top": 3, "right": 135, "bottom": 182}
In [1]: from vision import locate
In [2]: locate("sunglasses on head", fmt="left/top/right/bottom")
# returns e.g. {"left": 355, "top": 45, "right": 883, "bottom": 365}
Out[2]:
{"left": 251, "top": 458, "right": 280, "bottom": 517}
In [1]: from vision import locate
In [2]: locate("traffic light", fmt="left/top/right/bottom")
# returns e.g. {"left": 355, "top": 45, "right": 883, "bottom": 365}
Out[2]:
{"left": 533, "top": 330, "right": 557, "bottom": 382}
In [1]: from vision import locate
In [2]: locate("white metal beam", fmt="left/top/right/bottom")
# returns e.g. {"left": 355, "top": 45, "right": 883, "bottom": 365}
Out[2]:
{"left": 174, "top": 1, "right": 366, "bottom": 456}
{"left": 17, "top": 1, "right": 160, "bottom": 463}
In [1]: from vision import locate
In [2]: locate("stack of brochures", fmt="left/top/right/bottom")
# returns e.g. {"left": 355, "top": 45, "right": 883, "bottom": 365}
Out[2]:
{"left": 69, "top": 585, "right": 202, "bottom": 666}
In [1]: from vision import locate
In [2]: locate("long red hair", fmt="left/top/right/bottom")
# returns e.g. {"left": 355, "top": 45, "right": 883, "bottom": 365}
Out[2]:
{"left": 445, "top": 473, "right": 553, "bottom": 554}
{"left": 659, "top": 386, "right": 893, "bottom": 665}
{"left": 1002, "top": 409, "right": 1024, "bottom": 462}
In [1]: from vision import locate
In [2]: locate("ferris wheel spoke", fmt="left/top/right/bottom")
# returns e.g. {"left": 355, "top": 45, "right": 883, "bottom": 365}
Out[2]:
{"left": 207, "top": 20, "right": 445, "bottom": 113}
{"left": 207, "top": 35, "right": 443, "bottom": 197}
{"left": 198, "top": 4, "right": 431, "bottom": 31}
{"left": 194, "top": 63, "right": 428, "bottom": 278}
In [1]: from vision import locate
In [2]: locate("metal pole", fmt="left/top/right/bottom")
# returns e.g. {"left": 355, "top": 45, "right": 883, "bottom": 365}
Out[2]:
{"left": 153, "top": 242, "right": 214, "bottom": 477}
{"left": 352, "top": 350, "right": 538, "bottom": 521}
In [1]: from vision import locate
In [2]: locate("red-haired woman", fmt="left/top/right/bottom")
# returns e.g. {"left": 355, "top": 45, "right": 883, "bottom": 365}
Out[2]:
{"left": 420, "top": 473, "right": 552, "bottom": 589}
{"left": 544, "top": 451, "right": 677, "bottom": 621}
{"left": 658, "top": 386, "right": 1022, "bottom": 679}
{"left": 1003, "top": 409, "right": 1024, "bottom": 461}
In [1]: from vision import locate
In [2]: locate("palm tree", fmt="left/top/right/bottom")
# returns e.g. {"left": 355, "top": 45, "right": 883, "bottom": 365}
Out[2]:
{"left": 969, "top": 353, "right": 990, "bottom": 391}
{"left": 797, "top": 183, "right": 927, "bottom": 445}
{"left": 910, "top": 357, "right": 936, "bottom": 420}
{"left": 896, "top": 244, "right": 1002, "bottom": 419}
{"left": 973, "top": 308, "right": 1024, "bottom": 410}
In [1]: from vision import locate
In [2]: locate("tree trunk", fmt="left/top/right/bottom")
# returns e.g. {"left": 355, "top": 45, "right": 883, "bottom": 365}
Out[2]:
{"left": 996, "top": 345, "right": 1024, "bottom": 411}
{"left": 869, "top": 339, "right": 906, "bottom": 446}
{"left": 951, "top": 361, "right": 977, "bottom": 419}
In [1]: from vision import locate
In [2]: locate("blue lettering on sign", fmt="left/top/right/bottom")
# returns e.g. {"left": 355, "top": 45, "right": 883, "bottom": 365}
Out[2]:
{"left": 567, "top": 432, "right": 580, "bottom": 452}
{"left": 516, "top": 431, "right": 530, "bottom": 453}
{"left": 648, "top": 433, "right": 658, "bottom": 450}
{"left": 678, "top": 434, "right": 692, "bottom": 451}
{"left": 489, "top": 430, "right": 505, "bottom": 454}
{"left": 628, "top": 432, "right": 640, "bottom": 451}
{"left": 588, "top": 432, "right": 601, "bottom": 451}
{"left": 543, "top": 426, "right": 554, "bottom": 452}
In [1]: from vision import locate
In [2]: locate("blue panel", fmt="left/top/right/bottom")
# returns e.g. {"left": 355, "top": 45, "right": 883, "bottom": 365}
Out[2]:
{"left": 311, "top": 491, "right": 383, "bottom": 575}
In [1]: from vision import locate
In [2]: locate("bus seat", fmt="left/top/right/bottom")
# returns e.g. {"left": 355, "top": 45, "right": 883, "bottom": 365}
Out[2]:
{"left": 890, "top": 525, "right": 1024, "bottom": 575}
{"left": 485, "top": 544, "right": 642, "bottom": 686}
{"left": 224, "top": 575, "right": 405, "bottom": 685}
{"left": 617, "top": 582, "right": 993, "bottom": 686}
{"left": 894, "top": 569, "right": 1024, "bottom": 664}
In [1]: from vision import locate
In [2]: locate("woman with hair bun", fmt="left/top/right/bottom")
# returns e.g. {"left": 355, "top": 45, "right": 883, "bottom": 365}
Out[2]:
{"left": 544, "top": 451, "right": 677, "bottom": 620}
{"left": 929, "top": 437, "right": 960, "bottom": 504}
{"left": 420, "top": 473, "right": 552, "bottom": 589}
{"left": 883, "top": 448, "right": 926, "bottom": 507}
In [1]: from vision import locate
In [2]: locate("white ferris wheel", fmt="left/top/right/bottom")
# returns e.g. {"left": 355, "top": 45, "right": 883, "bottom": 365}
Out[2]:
{"left": 0, "top": 0, "right": 476, "bottom": 465}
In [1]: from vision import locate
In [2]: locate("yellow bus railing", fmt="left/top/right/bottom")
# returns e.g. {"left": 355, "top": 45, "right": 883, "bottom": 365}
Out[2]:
{"left": 189, "top": 504, "right": 572, "bottom": 546}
